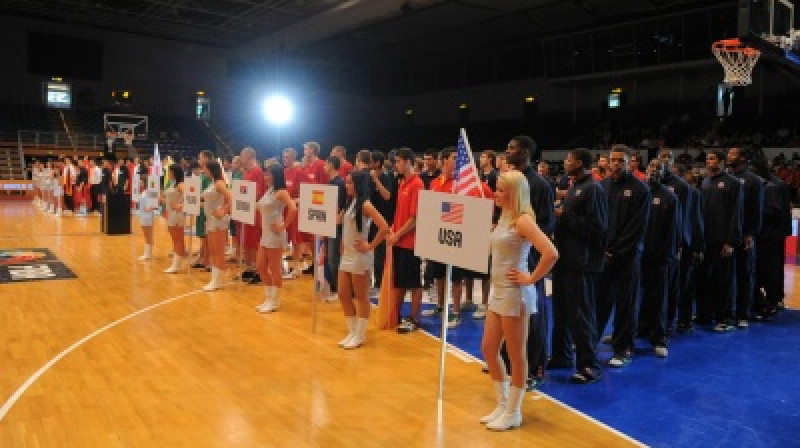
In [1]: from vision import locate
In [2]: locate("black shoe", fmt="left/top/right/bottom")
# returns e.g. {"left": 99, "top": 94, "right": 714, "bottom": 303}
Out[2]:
{"left": 526, "top": 376, "right": 545, "bottom": 390}
{"left": 481, "top": 366, "right": 489, "bottom": 374}
{"left": 546, "top": 358, "right": 574, "bottom": 370}
{"left": 241, "top": 270, "right": 255, "bottom": 279}
{"left": 302, "top": 265, "right": 314, "bottom": 275}
{"left": 396, "top": 318, "right": 418, "bottom": 334}
{"left": 608, "top": 352, "right": 632, "bottom": 368}
{"left": 190, "top": 262, "right": 206, "bottom": 269}
{"left": 571, "top": 367, "right": 601, "bottom": 384}
{"left": 247, "top": 273, "right": 262, "bottom": 285}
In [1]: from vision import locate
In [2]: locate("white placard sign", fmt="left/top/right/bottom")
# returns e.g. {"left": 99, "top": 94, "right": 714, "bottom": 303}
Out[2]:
{"left": 415, "top": 190, "right": 494, "bottom": 273}
{"left": 231, "top": 179, "right": 257, "bottom": 225}
{"left": 298, "top": 183, "right": 339, "bottom": 238}
{"left": 145, "top": 175, "right": 160, "bottom": 209}
{"left": 183, "top": 176, "right": 202, "bottom": 216}
{"left": 131, "top": 174, "right": 141, "bottom": 197}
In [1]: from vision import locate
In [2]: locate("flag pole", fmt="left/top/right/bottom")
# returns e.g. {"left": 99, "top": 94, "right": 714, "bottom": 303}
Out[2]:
{"left": 460, "top": 128, "right": 485, "bottom": 199}
{"left": 437, "top": 264, "right": 452, "bottom": 402}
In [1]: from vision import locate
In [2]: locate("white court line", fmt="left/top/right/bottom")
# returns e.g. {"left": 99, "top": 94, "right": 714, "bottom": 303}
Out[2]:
{"left": 0, "top": 288, "right": 206, "bottom": 421}
{"left": 417, "top": 327, "right": 648, "bottom": 448}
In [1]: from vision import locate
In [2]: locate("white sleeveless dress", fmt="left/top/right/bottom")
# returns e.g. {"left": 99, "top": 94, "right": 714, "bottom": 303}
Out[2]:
{"left": 257, "top": 188, "right": 287, "bottom": 249}
{"left": 202, "top": 184, "right": 230, "bottom": 231}
{"left": 339, "top": 201, "right": 373, "bottom": 275}
{"left": 489, "top": 216, "right": 537, "bottom": 316}
{"left": 164, "top": 185, "right": 185, "bottom": 227}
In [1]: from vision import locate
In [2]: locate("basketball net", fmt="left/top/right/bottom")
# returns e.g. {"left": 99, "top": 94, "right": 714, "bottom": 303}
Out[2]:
{"left": 712, "top": 38, "right": 760, "bottom": 86}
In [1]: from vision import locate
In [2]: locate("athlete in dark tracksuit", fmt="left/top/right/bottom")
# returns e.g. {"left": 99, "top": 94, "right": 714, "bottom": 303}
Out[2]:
{"left": 753, "top": 167, "right": 792, "bottom": 318}
{"left": 638, "top": 161, "right": 680, "bottom": 355}
{"left": 658, "top": 153, "right": 691, "bottom": 333}
{"left": 728, "top": 149, "right": 764, "bottom": 325}
{"left": 677, "top": 184, "right": 706, "bottom": 330}
{"left": 596, "top": 148, "right": 650, "bottom": 366}
{"left": 697, "top": 152, "right": 743, "bottom": 331}
{"left": 501, "top": 136, "right": 554, "bottom": 388}
{"left": 551, "top": 149, "right": 607, "bottom": 383}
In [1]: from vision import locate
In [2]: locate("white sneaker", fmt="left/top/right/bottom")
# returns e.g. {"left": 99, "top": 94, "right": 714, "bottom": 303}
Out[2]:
{"left": 654, "top": 346, "right": 668, "bottom": 358}
{"left": 473, "top": 305, "right": 487, "bottom": 319}
{"left": 282, "top": 269, "right": 298, "bottom": 280}
{"left": 257, "top": 297, "right": 279, "bottom": 313}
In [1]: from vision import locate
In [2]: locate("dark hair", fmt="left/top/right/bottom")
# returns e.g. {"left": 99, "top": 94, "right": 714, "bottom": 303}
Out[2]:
{"left": 327, "top": 155, "right": 341, "bottom": 171}
{"left": 440, "top": 146, "right": 456, "bottom": 160}
{"left": 424, "top": 148, "right": 439, "bottom": 158}
{"left": 348, "top": 170, "right": 371, "bottom": 233}
{"left": 267, "top": 164, "right": 286, "bottom": 190}
{"left": 673, "top": 163, "right": 687, "bottom": 176}
{"left": 711, "top": 150, "right": 726, "bottom": 163}
{"left": 371, "top": 151, "right": 385, "bottom": 164}
{"left": 169, "top": 164, "right": 184, "bottom": 184}
{"left": 207, "top": 161, "right": 224, "bottom": 181}
{"left": 199, "top": 150, "right": 214, "bottom": 160}
{"left": 610, "top": 144, "right": 631, "bottom": 158}
{"left": 190, "top": 162, "right": 200, "bottom": 171}
{"left": 511, "top": 135, "right": 539, "bottom": 163}
{"left": 357, "top": 149, "right": 372, "bottom": 166}
{"left": 395, "top": 147, "right": 414, "bottom": 162}
{"left": 570, "top": 148, "right": 592, "bottom": 171}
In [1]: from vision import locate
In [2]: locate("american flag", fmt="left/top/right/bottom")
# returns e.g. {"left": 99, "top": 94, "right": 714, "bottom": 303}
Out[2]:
{"left": 454, "top": 128, "right": 484, "bottom": 197}
{"left": 441, "top": 202, "right": 464, "bottom": 224}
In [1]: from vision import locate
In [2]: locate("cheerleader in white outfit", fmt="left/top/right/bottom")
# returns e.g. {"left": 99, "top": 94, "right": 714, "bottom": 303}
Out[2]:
{"left": 201, "top": 161, "right": 232, "bottom": 291}
{"left": 136, "top": 173, "right": 155, "bottom": 260}
{"left": 163, "top": 165, "right": 187, "bottom": 273}
{"left": 255, "top": 164, "right": 296, "bottom": 313}
{"left": 50, "top": 162, "right": 62, "bottom": 215}
{"left": 480, "top": 170, "right": 558, "bottom": 431}
{"left": 336, "top": 170, "right": 389, "bottom": 349}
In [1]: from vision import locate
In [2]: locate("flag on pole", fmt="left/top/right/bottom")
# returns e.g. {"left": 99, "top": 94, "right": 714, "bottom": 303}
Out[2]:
{"left": 151, "top": 143, "right": 162, "bottom": 178}
{"left": 453, "top": 128, "right": 485, "bottom": 198}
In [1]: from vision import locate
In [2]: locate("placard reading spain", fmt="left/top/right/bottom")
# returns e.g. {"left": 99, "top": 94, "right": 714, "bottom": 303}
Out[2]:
{"left": 182, "top": 176, "right": 201, "bottom": 215}
{"left": 298, "top": 183, "right": 338, "bottom": 238}
{"left": 415, "top": 190, "right": 494, "bottom": 273}
{"left": 231, "top": 179, "right": 256, "bottom": 225}
{"left": 145, "top": 175, "right": 160, "bottom": 209}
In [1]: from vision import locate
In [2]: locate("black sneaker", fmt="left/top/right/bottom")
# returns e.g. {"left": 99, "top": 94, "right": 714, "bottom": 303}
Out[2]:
{"left": 302, "top": 265, "right": 315, "bottom": 275}
{"left": 241, "top": 270, "right": 255, "bottom": 279}
{"left": 608, "top": 352, "right": 632, "bottom": 368}
{"left": 190, "top": 262, "right": 206, "bottom": 269}
{"left": 396, "top": 319, "right": 418, "bottom": 334}
{"left": 247, "top": 273, "right": 262, "bottom": 285}
{"left": 571, "top": 367, "right": 601, "bottom": 384}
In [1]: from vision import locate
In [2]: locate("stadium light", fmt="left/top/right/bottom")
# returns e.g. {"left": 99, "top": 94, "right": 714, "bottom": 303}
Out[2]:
{"left": 262, "top": 94, "right": 293, "bottom": 126}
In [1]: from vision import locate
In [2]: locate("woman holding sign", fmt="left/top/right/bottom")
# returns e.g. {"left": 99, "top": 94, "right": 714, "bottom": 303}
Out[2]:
{"left": 255, "top": 164, "right": 296, "bottom": 313}
{"left": 163, "top": 165, "right": 186, "bottom": 273}
{"left": 337, "top": 171, "right": 389, "bottom": 349}
{"left": 480, "top": 170, "right": 558, "bottom": 431}
{"left": 202, "top": 161, "right": 232, "bottom": 291}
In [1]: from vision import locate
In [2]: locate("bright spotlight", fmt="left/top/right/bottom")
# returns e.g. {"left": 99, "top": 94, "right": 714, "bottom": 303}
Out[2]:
{"left": 263, "top": 94, "right": 292, "bottom": 126}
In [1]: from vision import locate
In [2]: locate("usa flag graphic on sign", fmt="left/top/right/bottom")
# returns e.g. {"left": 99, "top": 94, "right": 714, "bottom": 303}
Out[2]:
{"left": 440, "top": 202, "right": 464, "bottom": 224}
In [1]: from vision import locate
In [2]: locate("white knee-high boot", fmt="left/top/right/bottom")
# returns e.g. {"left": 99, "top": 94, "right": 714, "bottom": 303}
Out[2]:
{"left": 203, "top": 267, "right": 222, "bottom": 291}
{"left": 338, "top": 316, "right": 357, "bottom": 347}
{"left": 164, "top": 255, "right": 182, "bottom": 273}
{"left": 343, "top": 317, "right": 368, "bottom": 349}
{"left": 138, "top": 244, "right": 152, "bottom": 261}
{"left": 486, "top": 385, "right": 524, "bottom": 430}
{"left": 480, "top": 380, "right": 509, "bottom": 424}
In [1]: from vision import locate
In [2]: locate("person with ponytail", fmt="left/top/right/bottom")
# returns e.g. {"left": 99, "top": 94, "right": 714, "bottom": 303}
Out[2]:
{"left": 336, "top": 170, "right": 389, "bottom": 349}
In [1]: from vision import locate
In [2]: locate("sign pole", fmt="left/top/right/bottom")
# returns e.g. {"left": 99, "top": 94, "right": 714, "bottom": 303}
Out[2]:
{"left": 312, "top": 234, "right": 319, "bottom": 334}
{"left": 238, "top": 226, "right": 245, "bottom": 292}
{"left": 437, "top": 265, "right": 452, "bottom": 402}
{"left": 186, "top": 214, "right": 192, "bottom": 276}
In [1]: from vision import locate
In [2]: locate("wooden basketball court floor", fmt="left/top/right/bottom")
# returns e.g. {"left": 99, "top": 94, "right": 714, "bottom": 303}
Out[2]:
{"left": 0, "top": 201, "right": 796, "bottom": 448}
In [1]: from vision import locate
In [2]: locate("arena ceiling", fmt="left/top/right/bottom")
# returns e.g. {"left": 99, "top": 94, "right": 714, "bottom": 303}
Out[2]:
{"left": 0, "top": 0, "right": 731, "bottom": 51}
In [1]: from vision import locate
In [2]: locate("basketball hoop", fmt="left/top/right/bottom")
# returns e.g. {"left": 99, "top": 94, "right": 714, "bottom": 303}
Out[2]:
{"left": 712, "top": 38, "right": 761, "bottom": 86}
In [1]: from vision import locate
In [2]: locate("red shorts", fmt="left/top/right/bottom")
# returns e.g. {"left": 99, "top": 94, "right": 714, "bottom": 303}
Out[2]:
{"left": 288, "top": 218, "right": 311, "bottom": 244}
{"left": 236, "top": 214, "right": 262, "bottom": 250}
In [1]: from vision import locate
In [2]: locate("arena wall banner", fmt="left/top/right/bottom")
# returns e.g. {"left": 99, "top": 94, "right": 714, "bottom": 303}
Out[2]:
{"left": 231, "top": 179, "right": 256, "bottom": 225}
{"left": 182, "top": 176, "right": 202, "bottom": 216}
{"left": 298, "top": 183, "right": 338, "bottom": 238}
{"left": 415, "top": 190, "right": 494, "bottom": 273}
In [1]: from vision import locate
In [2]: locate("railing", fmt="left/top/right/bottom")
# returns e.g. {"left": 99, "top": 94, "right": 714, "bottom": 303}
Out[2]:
{"left": 17, "top": 130, "right": 106, "bottom": 152}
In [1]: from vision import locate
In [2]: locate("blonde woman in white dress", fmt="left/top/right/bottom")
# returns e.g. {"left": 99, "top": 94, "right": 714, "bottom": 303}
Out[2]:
{"left": 337, "top": 170, "right": 389, "bottom": 349}
{"left": 480, "top": 170, "right": 558, "bottom": 431}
